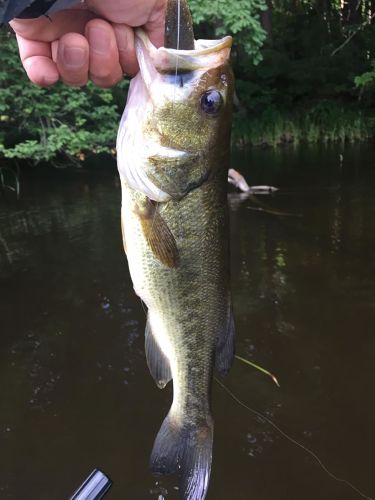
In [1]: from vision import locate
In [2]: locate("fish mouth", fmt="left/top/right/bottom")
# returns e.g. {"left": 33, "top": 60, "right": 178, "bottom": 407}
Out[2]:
{"left": 136, "top": 30, "right": 232, "bottom": 74}
{"left": 134, "top": 0, "right": 231, "bottom": 76}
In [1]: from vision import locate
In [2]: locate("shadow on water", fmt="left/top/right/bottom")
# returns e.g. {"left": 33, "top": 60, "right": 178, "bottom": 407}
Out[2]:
{"left": 0, "top": 145, "right": 374, "bottom": 499}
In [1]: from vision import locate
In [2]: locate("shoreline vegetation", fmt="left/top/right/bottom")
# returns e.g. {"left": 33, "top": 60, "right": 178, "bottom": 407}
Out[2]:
{"left": 233, "top": 104, "right": 375, "bottom": 148}
{"left": 1, "top": 1, "right": 375, "bottom": 164}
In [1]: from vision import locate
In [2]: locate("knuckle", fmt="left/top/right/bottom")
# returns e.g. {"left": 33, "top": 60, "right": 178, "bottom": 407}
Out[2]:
{"left": 90, "top": 72, "right": 122, "bottom": 88}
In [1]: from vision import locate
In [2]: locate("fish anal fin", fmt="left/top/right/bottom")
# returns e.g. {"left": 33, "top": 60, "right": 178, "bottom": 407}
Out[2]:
{"left": 135, "top": 198, "right": 179, "bottom": 268}
{"left": 145, "top": 315, "right": 172, "bottom": 389}
{"left": 215, "top": 304, "right": 235, "bottom": 376}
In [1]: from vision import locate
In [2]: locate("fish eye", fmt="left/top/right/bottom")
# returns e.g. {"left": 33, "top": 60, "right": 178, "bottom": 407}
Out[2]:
{"left": 200, "top": 90, "right": 223, "bottom": 115}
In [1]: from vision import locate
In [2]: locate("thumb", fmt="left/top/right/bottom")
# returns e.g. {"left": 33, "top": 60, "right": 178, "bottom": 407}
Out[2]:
{"left": 145, "top": 0, "right": 166, "bottom": 48}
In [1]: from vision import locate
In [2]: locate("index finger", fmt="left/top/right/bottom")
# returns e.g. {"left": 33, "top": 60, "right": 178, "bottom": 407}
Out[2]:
{"left": 10, "top": 9, "right": 95, "bottom": 42}
{"left": 16, "top": 33, "right": 59, "bottom": 86}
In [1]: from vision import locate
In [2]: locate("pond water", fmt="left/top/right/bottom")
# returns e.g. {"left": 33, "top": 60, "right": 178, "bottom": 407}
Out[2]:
{"left": 0, "top": 144, "right": 374, "bottom": 500}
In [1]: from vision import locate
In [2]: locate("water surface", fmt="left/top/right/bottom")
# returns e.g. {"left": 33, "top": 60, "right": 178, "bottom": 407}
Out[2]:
{"left": 0, "top": 145, "right": 374, "bottom": 499}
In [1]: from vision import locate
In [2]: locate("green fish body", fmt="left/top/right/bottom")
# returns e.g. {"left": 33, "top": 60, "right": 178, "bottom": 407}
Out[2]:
{"left": 117, "top": 28, "right": 234, "bottom": 500}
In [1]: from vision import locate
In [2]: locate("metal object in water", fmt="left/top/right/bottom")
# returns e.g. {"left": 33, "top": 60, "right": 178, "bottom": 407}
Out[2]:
{"left": 69, "top": 469, "right": 112, "bottom": 500}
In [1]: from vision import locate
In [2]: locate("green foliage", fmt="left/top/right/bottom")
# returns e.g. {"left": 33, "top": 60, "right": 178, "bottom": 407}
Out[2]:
{"left": 354, "top": 60, "right": 375, "bottom": 103}
{"left": 354, "top": 66, "right": 375, "bottom": 89}
{"left": 190, "top": 0, "right": 267, "bottom": 64}
{"left": 0, "top": 31, "right": 128, "bottom": 165}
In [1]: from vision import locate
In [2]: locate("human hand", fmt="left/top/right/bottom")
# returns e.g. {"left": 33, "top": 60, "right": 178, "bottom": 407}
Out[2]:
{"left": 10, "top": 0, "right": 166, "bottom": 87}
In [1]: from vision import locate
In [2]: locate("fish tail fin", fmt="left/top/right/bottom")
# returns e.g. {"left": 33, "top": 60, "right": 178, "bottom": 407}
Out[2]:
{"left": 150, "top": 412, "right": 213, "bottom": 500}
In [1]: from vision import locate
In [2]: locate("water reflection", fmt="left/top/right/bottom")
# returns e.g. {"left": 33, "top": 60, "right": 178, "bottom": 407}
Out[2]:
{"left": 0, "top": 150, "right": 375, "bottom": 499}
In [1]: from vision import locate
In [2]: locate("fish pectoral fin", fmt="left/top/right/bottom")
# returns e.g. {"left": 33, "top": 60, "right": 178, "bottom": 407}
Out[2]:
{"left": 150, "top": 411, "right": 213, "bottom": 500}
{"left": 215, "top": 302, "right": 235, "bottom": 376}
{"left": 135, "top": 197, "right": 179, "bottom": 268}
{"left": 145, "top": 314, "right": 172, "bottom": 389}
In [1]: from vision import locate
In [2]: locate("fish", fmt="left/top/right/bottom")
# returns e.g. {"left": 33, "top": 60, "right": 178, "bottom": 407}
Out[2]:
{"left": 116, "top": 1, "right": 235, "bottom": 498}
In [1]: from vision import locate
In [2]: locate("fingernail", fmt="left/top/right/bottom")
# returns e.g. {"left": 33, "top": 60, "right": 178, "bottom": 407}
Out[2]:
{"left": 61, "top": 45, "right": 86, "bottom": 67}
{"left": 42, "top": 74, "right": 59, "bottom": 86}
{"left": 88, "top": 27, "right": 111, "bottom": 55}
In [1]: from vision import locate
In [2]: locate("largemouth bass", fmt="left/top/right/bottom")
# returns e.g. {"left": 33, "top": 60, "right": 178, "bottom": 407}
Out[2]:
{"left": 117, "top": 2, "right": 235, "bottom": 498}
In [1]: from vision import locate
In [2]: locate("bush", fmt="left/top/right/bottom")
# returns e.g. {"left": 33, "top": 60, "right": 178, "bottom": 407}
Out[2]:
{"left": 0, "top": 31, "right": 129, "bottom": 165}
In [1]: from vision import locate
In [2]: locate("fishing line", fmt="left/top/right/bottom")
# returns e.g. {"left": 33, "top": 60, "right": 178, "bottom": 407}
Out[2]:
{"left": 214, "top": 377, "right": 374, "bottom": 500}
{"left": 176, "top": 0, "right": 181, "bottom": 52}
{"left": 172, "top": 0, "right": 182, "bottom": 104}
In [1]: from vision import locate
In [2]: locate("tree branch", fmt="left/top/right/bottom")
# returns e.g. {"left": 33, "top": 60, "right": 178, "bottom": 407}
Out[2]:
{"left": 331, "top": 12, "right": 375, "bottom": 56}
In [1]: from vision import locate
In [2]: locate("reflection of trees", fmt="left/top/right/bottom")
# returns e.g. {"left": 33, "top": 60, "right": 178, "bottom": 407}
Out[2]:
{"left": 0, "top": 171, "right": 143, "bottom": 417}
{"left": 0, "top": 175, "right": 121, "bottom": 269}
{"left": 328, "top": 184, "right": 374, "bottom": 257}
{"left": 231, "top": 207, "right": 294, "bottom": 341}
{"left": 230, "top": 181, "right": 375, "bottom": 346}
{"left": 325, "top": 183, "right": 375, "bottom": 299}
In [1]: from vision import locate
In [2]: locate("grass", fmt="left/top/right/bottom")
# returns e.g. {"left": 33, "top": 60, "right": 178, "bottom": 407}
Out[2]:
{"left": 235, "top": 354, "right": 280, "bottom": 387}
{"left": 232, "top": 102, "right": 375, "bottom": 148}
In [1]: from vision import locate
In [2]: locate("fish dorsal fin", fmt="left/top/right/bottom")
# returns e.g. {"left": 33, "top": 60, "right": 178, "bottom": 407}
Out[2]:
{"left": 135, "top": 197, "right": 179, "bottom": 268}
{"left": 145, "top": 314, "right": 172, "bottom": 389}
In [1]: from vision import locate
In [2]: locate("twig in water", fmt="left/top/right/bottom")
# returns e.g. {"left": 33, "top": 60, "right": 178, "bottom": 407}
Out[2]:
{"left": 246, "top": 205, "right": 302, "bottom": 217}
{"left": 214, "top": 378, "right": 374, "bottom": 500}
{"left": 247, "top": 193, "right": 302, "bottom": 217}
{"left": 235, "top": 355, "right": 280, "bottom": 387}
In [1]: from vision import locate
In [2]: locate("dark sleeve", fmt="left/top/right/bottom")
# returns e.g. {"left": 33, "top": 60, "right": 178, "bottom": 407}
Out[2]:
{"left": 1, "top": 0, "right": 79, "bottom": 24}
